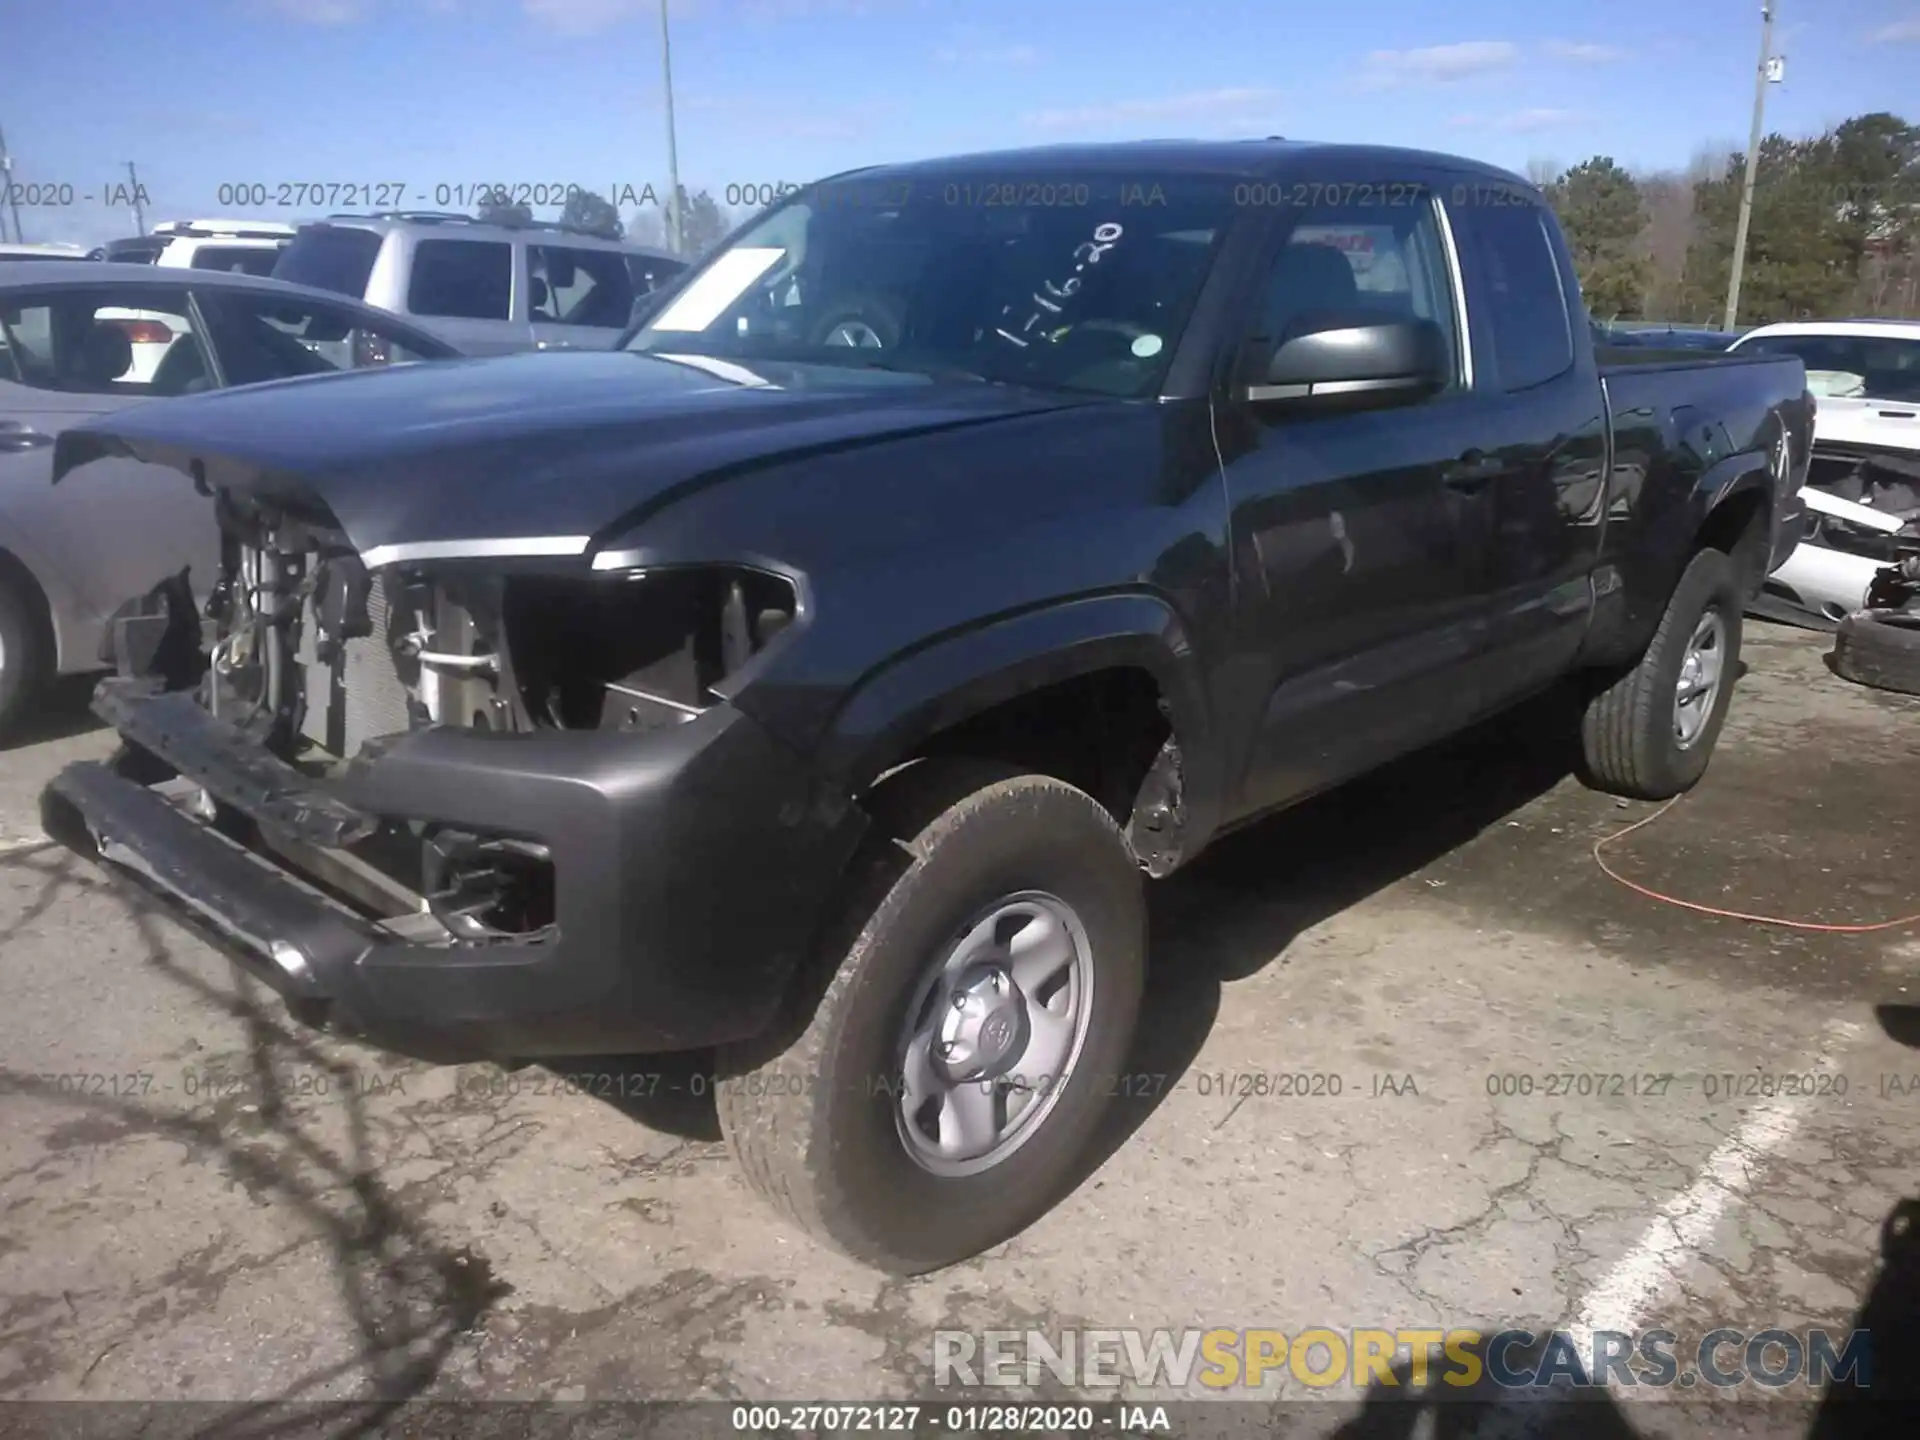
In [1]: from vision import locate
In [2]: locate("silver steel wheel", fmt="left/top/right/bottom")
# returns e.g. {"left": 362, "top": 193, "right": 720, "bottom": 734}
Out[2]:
{"left": 894, "top": 891, "right": 1096, "bottom": 1177}
{"left": 1673, "top": 610, "right": 1726, "bottom": 748}
{"left": 823, "top": 320, "right": 885, "bottom": 349}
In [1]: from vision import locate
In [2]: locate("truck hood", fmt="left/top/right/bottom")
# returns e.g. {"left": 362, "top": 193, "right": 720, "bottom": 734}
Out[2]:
{"left": 54, "top": 349, "right": 1087, "bottom": 563}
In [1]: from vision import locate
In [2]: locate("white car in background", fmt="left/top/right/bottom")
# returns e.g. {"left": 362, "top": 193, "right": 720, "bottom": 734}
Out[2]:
{"left": 90, "top": 220, "right": 297, "bottom": 382}
{"left": 1727, "top": 319, "right": 1920, "bottom": 628}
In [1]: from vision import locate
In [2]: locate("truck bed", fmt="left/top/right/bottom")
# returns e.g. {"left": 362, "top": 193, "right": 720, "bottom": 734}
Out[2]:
{"left": 1595, "top": 346, "right": 1787, "bottom": 372}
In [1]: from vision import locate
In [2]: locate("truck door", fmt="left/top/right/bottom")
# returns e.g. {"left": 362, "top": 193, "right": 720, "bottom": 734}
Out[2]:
{"left": 1436, "top": 186, "right": 1607, "bottom": 709}
{"left": 1215, "top": 186, "right": 1494, "bottom": 818}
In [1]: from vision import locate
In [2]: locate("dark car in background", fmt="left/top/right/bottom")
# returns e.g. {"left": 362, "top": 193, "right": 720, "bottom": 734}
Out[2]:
{"left": 1592, "top": 319, "right": 1744, "bottom": 352}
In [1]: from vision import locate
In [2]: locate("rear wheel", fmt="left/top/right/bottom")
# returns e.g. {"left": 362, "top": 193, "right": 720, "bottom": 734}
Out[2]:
{"left": 1580, "top": 547, "right": 1743, "bottom": 799}
{"left": 716, "top": 759, "right": 1146, "bottom": 1273}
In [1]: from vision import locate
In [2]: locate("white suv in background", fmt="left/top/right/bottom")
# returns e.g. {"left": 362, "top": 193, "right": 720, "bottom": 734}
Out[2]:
{"left": 88, "top": 221, "right": 298, "bottom": 381}
{"left": 90, "top": 219, "right": 297, "bottom": 274}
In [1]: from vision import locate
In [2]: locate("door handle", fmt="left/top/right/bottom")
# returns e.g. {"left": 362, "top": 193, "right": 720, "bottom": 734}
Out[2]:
{"left": 1441, "top": 449, "right": 1504, "bottom": 491}
{"left": 0, "top": 426, "right": 53, "bottom": 453}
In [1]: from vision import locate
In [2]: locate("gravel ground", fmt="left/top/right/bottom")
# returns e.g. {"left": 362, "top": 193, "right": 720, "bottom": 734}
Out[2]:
{"left": 2, "top": 623, "right": 1918, "bottom": 1439}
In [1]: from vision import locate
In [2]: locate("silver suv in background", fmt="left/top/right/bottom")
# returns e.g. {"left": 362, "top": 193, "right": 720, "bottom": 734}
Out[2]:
{"left": 270, "top": 212, "right": 689, "bottom": 354}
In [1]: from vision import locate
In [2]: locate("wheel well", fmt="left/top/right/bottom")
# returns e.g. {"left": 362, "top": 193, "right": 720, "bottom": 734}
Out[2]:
{"left": 1695, "top": 486, "right": 1770, "bottom": 594}
{"left": 884, "top": 666, "right": 1174, "bottom": 841}
{"left": 0, "top": 547, "right": 54, "bottom": 664}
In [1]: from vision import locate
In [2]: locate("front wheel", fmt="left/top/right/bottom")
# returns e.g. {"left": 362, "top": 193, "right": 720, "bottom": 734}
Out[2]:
{"left": 1579, "top": 547, "right": 1743, "bottom": 799}
{"left": 0, "top": 574, "right": 48, "bottom": 740}
{"left": 717, "top": 760, "right": 1146, "bottom": 1273}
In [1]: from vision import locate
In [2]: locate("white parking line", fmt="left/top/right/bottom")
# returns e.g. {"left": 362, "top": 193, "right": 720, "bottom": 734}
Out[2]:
{"left": 0, "top": 836, "right": 53, "bottom": 858}
{"left": 1565, "top": 1017, "right": 1861, "bottom": 1384}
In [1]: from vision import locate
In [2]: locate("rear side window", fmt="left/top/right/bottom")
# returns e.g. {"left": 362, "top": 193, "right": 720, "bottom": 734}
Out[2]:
{"left": 1454, "top": 196, "right": 1573, "bottom": 392}
{"left": 190, "top": 246, "right": 284, "bottom": 277}
{"left": 407, "top": 239, "right": 513, "bottom": 321}
{"left": 529, "top": 245, "right": 635, "bottom": 328}
{"left": 272, "top": 227, "right": 383, "bottom": 298}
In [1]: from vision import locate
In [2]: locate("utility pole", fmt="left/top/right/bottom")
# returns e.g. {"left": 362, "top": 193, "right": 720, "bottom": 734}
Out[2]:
{"left": 0, "top": 123, "right": 22, "bottom": 244}
{"left": 1723, "top": 1, "right": 1778, "bottom": 331}
{"left": 126, "top": 161, "right": 147, "bottom": 235}
{"left": 659, "top": 0, "right": 684, "bottom": 254}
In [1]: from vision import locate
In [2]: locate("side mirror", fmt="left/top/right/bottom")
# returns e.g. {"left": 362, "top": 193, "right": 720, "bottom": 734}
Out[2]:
{"left": 1245, "top": 316, "right": 1448, "bottom": 409}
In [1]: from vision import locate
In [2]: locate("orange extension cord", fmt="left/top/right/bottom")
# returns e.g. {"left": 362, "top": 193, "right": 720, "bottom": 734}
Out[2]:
{"left": 1592, "top": 796, "right": 1920, "bottom": 934}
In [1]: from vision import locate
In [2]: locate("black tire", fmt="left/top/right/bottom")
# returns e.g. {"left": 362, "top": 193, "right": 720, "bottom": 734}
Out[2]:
{"left": 1831, "top": 609, "right": 1920, "bottom": 696}
{"left": 808, "top": 295, "right": 904, "bottom": 352}
{"left": 716, "top": 758, "right": 1146, "bottom": 1274}
{"left": 1580, "top": 547, "right": 1743, "bottom": 800}
{"left": 0, "top": 572, "right": 49, "bottom": 740}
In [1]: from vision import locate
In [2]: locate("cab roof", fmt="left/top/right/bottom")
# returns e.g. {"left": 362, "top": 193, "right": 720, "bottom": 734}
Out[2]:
{"left": 824, "top": 138, "right": 1533, "bottom": 189}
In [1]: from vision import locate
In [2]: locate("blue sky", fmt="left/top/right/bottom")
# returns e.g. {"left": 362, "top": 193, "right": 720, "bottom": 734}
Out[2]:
{"left": 7, "top": 0, "right": 1920, "bottom": 246}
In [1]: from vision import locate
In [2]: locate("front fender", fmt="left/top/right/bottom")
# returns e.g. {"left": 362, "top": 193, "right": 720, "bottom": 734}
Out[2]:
{"left": 817, "top": 590, "right": 1220, "bottom": 836}
{"left": 0, "top": 524, "right": 89, "bottom": 675}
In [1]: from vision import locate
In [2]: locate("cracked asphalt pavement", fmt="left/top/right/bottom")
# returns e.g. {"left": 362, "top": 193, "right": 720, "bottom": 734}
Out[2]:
{"left": 3, "top": 624, "right": 1920, "bottom": 1435}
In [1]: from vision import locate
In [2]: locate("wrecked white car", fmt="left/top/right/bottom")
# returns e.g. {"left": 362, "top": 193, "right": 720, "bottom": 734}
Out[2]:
{"left": 1729, "top": 320, "right": 1920, "bottom": 629}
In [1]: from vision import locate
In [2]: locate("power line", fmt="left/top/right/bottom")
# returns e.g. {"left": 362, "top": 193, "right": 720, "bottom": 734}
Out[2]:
{"left": 1723, "top": 1, "right": 1778, "bottom": 330}
{"left": 0, "top": 122, "right": 22, "bottom": 244}
{"left": 659, "top": 0, "right": 684, "bottom": 255}
{"left": 127, "top": 161, "right": 147, "bottom": 236}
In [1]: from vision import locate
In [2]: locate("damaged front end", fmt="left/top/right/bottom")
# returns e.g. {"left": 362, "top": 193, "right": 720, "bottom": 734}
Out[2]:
{"left": 45, "top": 488, "right": 856, "bottom": 1062}
{"left": 1757, "top": 445, "right": 1920, "bottom": 627}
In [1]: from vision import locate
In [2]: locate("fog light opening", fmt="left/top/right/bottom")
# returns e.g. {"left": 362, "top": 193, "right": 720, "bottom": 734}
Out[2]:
{"left": 422, "top": 828, "right": 555, "bottom": 939}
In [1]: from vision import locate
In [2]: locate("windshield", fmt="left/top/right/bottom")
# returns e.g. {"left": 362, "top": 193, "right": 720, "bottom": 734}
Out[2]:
{"left": 625, "top": 174, "right": 1235, "bottom": 397}
{"left": 1736, "top": 332, "right": 1920, "bottom": 402}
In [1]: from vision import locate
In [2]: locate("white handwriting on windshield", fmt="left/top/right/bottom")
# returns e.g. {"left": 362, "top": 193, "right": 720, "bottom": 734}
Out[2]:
{"left": 994, "top": 222, "right": 1124, "bottom": 348}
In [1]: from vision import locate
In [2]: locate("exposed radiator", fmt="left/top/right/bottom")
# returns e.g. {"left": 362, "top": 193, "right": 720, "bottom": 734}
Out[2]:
{"left": 297, "top": 573, "right": 414, "bottom": 758}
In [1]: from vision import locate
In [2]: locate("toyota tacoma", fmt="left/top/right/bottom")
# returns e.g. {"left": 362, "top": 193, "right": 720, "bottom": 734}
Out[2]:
{"left": 42, "top": 141, "right": 1812, "bottom": 1273}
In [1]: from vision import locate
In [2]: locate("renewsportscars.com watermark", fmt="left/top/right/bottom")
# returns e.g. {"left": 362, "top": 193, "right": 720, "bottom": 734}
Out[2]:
{"left": 932, "top": 1326, "right": 1872, "bottom": 1394}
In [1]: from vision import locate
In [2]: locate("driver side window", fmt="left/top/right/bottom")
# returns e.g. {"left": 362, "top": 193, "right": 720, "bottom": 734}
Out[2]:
{"left": 189, "top": 291, "right": 440, "bottom": 390}
{"left": 1248, "top": 190, "right": 1462, "bottom": 396}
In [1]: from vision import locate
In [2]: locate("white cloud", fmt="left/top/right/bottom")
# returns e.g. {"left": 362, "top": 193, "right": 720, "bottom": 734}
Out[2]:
{"left": 1024, "top": 87, "right": 1281, "bottom": 133}
{"left": 263, "top": 0, "right": 365, "bottom": 21}
{"left": 1871, "top": 18, "right": 1920, "bottom": 42}
{"left": 1544, "top": 40, "right": 1626, "bottom": 62}
{"left": 1362, "top": 41, "right": 1519, "bottom": 87}
{"left": 743, "top": 0, "right": 898, "bottom": 18}
{"left": 937, "top": 43, "right": 1040, "bottom": 65}
{"left": 1449, "top": 108, "right": 1589, "bottom": 134}
{"left": 521, "top": 0, "right": 650, "bottom": 34}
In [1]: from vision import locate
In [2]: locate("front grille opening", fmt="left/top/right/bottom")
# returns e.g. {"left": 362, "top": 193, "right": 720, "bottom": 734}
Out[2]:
{"left": 503, "top": 568, "right": 796, "bottom": 731}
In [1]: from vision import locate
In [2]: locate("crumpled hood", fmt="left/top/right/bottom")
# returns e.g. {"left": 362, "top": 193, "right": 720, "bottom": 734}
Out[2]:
{"left": 54, "top": 349, "right": 1083, "bottom": 561}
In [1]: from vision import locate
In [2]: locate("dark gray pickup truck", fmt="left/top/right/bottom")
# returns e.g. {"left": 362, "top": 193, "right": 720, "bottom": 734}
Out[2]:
{"left": 43, "top": 140, "right": 1810, "bottom": 1273}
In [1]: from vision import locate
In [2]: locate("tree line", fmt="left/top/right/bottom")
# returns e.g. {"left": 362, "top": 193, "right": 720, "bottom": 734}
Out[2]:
{"left": 477, "top": 185, "right": 736, "bottom": 255}
{"left": 1537, "top": 111, "right": 1919, "bottom": 325}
